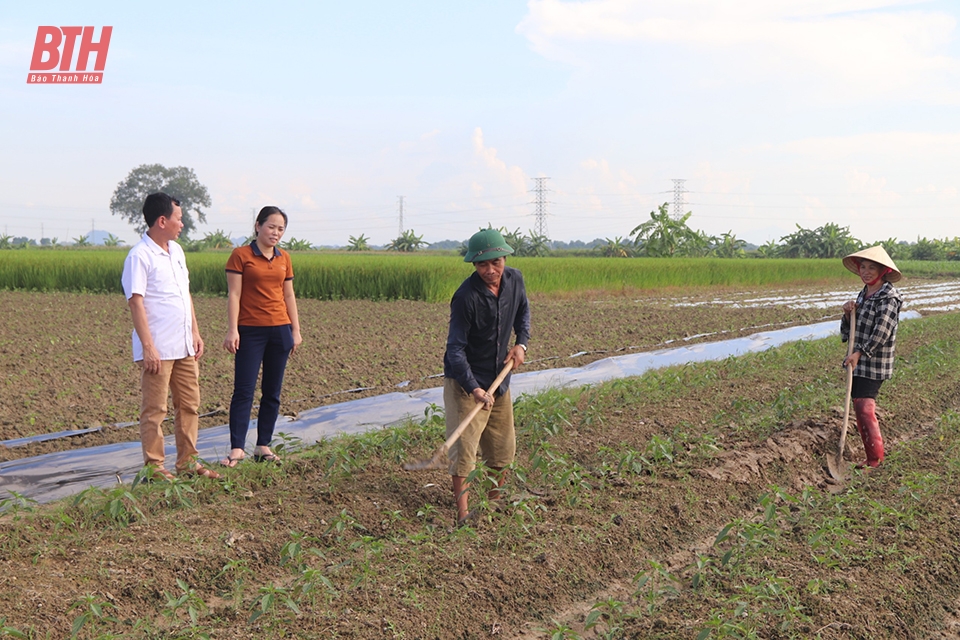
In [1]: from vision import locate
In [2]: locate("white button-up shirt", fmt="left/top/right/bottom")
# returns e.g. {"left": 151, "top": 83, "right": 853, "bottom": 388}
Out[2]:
{"left": 121, "top": 234, "right": 195, "bottom": 362}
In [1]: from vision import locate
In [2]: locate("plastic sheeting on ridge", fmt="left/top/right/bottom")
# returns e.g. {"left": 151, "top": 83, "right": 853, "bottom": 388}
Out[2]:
{"left": 0, "top": 312, "right": 920, "bottom": 505}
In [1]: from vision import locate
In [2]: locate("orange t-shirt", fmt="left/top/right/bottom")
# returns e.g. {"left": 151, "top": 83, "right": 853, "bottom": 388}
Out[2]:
{"left": 225, "top": 244, "right": 294, "bottom": 327}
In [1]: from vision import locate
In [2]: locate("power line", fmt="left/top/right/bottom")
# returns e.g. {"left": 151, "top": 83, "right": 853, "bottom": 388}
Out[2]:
{"left": 686, "top": 190, "right": 929, "bottom": 197}
{"left": 685, "top": 202, "right": 928, "bottom": 210}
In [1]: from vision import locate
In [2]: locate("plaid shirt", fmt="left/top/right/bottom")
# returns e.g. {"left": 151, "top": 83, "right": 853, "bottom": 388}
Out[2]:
{"left": 840, "top": 282, "right": 902, "bottom": 380}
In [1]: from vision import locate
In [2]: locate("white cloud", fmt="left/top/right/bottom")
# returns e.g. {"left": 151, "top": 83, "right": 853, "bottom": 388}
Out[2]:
{"left": 472, "top": 127, "right": 530, "bottom": 193}
{"left": 518, "top": 0, "right": 960, "bottom": 102}
{"left": 779, "top": 130, "right": 960, "bottom": 158}
{"left": 845, "top": 169, "right": 902, "bottom": 203}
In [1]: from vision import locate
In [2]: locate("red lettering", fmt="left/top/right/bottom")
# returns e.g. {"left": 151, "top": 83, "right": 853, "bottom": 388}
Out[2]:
{"left": 30, "top": 26, "right": 61, "bottom": 71}
{"left": 76, "top": 26, "right": 112, "bottom": 71}
{"left": 58, "top": 27, "right": 83, "bottom": 71}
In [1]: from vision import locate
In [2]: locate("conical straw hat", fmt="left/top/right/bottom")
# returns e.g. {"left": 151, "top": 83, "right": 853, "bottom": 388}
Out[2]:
{"left": 842, "top": 245, "right": 902, "bottom": 283}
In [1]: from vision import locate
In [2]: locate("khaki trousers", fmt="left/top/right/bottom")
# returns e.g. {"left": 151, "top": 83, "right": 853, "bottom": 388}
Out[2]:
{"left": 444, "top": 378, "right": 515, "bottom": 477}
{"left": 139, "top": 357, "right": 200, "bottom": 471}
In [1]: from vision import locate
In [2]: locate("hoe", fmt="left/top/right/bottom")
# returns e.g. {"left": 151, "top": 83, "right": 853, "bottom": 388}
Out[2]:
{"left": 827, "top": 306, "right": 855, "bottom": 482}
{"left": 403, "top": 360, "right": 514, "bottom": 472}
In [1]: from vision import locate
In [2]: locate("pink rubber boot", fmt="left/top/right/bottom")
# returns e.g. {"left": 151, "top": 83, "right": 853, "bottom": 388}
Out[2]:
{"left": 853, "top": 398, "right": 884, "bottom": 468}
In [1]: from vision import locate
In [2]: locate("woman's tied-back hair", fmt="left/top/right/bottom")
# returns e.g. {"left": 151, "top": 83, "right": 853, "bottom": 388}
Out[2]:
{"left": 256, "top": 206, "right": 287, "bottom": 229}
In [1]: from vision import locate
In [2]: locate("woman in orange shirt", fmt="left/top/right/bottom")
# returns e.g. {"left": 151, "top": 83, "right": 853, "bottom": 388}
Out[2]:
{"left": 220, "top": 206, "right": 302, "bottom": 466}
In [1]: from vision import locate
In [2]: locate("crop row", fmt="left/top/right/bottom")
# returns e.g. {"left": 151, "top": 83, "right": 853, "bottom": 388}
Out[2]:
{"left": 2, "top": 312, "right": 960, "bottom": 637}
{"left": 2, "top": 250, "right": 958, "bottom": 302}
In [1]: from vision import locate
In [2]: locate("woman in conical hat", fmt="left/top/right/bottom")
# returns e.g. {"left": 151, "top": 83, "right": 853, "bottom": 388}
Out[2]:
{"left": 840, "top": 245, "right": 903, "bottom": 468}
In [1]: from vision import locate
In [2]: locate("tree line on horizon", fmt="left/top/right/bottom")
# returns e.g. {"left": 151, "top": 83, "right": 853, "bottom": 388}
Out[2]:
{"left": 4, "top": 166, "right": 954, "bottom": 260}
{"left": 5, "top": 198, "right": 958, "bottom": 261}
{"left": 423, "top": 203, "right": 960, "bottom": 261}
{"left": 606, "top": 202, "right": 959, "bottom": 261}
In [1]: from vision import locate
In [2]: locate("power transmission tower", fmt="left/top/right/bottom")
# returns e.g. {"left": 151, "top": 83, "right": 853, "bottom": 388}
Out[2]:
{"left": 531, "top": 177, "right": 550, "bottom": 238}
{"left": 397, "top": 196, "right": 404, "bottom": 235}
{"left": 672, "top": 179, "right": 686, "bottom": 218}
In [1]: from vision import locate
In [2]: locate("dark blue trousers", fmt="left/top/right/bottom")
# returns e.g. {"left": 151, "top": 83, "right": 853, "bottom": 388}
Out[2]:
{"left": 229, "top": 325, "right": 293, "bottom": 450}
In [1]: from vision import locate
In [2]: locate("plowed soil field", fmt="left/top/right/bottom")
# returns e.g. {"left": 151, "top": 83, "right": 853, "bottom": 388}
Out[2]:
{"left": 0, "top": 287, "right": 832, "bottom": 461}
{"left": 3, "top": 284, "right": 960, "bottom": 639}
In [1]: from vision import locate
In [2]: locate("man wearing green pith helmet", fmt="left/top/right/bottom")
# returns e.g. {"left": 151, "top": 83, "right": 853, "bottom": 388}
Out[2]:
{"left": 443, "top": 228, "right": 531, "bottom": 526}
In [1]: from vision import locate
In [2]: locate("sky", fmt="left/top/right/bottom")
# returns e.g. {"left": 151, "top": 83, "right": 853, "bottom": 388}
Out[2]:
{"left": 1, "top": 0, "right": 958, "bottom": 247}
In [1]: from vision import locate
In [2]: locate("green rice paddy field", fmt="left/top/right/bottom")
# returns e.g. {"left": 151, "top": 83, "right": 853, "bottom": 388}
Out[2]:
{"left": 5, "top": 248, "right": 960, "bottom": 301}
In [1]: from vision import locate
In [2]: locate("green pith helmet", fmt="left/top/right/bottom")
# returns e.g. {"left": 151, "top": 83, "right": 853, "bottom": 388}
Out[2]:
{"left": 464, "top": 229, "right": 515, "bottom": 263}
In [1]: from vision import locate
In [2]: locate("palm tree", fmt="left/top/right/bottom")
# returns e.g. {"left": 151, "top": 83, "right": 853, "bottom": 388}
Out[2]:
{"left": 501, "top": 228, "right": 530, "bottom": 256}
{"left": 282, "top": 238, "right": 315, "bottom": 251}
{"left": 597, "top": 237, "right": 633, "bottom": 257}
{"left": 755, "top": 240, "right": 780, "bottom": 258}
{"left": 73, "top": 234, "right": 91, "bottom": 247}
{"left": 779, "top": 223, "right": 860, "bottom": 258}
{"left": 630, "top": 203, "right": 700, "bottom": 257}
{"left": 525, "top": 232, "right": 551, "bottom": 257}
{"left": 103, "top": 233, "right": 124, "bottom": 247}
{"left": 200, "top": 229, "right": 232, "bottom": 249}
{"left": 681, "top": 229, "right": 714, "bottom": 257}
{"left": 347, "top": 234, "right": 371, "bottom": 251}
{"left": 817, "top": 222, "right": 860, "bottom": 258}
{"left": 778, "top": 225, "right": 819, "bottom": 258}
{"left": 912, "top": 237, "right": 943, "bottom": 260}
{"left": 711, "top": 231, "right": 746, "bottom": 258}
{"left": 942, "top": 237, "right": 960, "bottom": 261}
{"left": 0, "top": 234, "right": 14, "bottom": 249}
{"left": 387, "top": 229, "right": 426, "bottom": 252}
{"left": 879, "top": 238, "right": 907, "bottom": 260}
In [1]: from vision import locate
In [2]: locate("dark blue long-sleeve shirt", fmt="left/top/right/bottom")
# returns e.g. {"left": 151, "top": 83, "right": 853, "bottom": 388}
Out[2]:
{"left": 443, "top": 266, "right": 531, "bottom": 396}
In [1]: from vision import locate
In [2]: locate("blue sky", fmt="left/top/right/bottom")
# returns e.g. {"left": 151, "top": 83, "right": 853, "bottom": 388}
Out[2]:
{"left": 1, "top": 1, "right": 958, "bottom": 247}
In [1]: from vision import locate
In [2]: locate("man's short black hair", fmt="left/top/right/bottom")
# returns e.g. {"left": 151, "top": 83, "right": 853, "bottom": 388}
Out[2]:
{"left": 142, "top": 193, "right": 181, "bottom": 228}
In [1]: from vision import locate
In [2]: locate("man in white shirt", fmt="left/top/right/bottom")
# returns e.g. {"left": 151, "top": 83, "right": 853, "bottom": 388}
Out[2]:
{"left": 121, "top": 193, "right": 220, "bottom": 480}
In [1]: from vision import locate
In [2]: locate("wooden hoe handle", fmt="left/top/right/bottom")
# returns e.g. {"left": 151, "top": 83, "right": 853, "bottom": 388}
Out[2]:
{"left": 441, "top": 360, "right": 515, "bottom": 452}
{"left": 838, "top": 306, "right": 856, "bottom": 456}
{"left": 402, "top": 359, "right": 516, "bottom": 472}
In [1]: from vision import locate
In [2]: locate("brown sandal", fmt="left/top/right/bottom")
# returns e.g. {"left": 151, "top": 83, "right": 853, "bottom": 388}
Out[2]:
{"left": 143, "top": 466, "right": 175, "bottom": 482}
{"left": 181, "top": 466, "right": 222, "bottom": 480}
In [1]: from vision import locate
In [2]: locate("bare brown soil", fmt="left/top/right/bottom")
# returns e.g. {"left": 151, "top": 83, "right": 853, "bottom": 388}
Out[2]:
{"left": 0, "top": 289, "right": 830, "bottom": 461}
{"left": 3, "top": 287, "right": 960, "bottom": 639}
